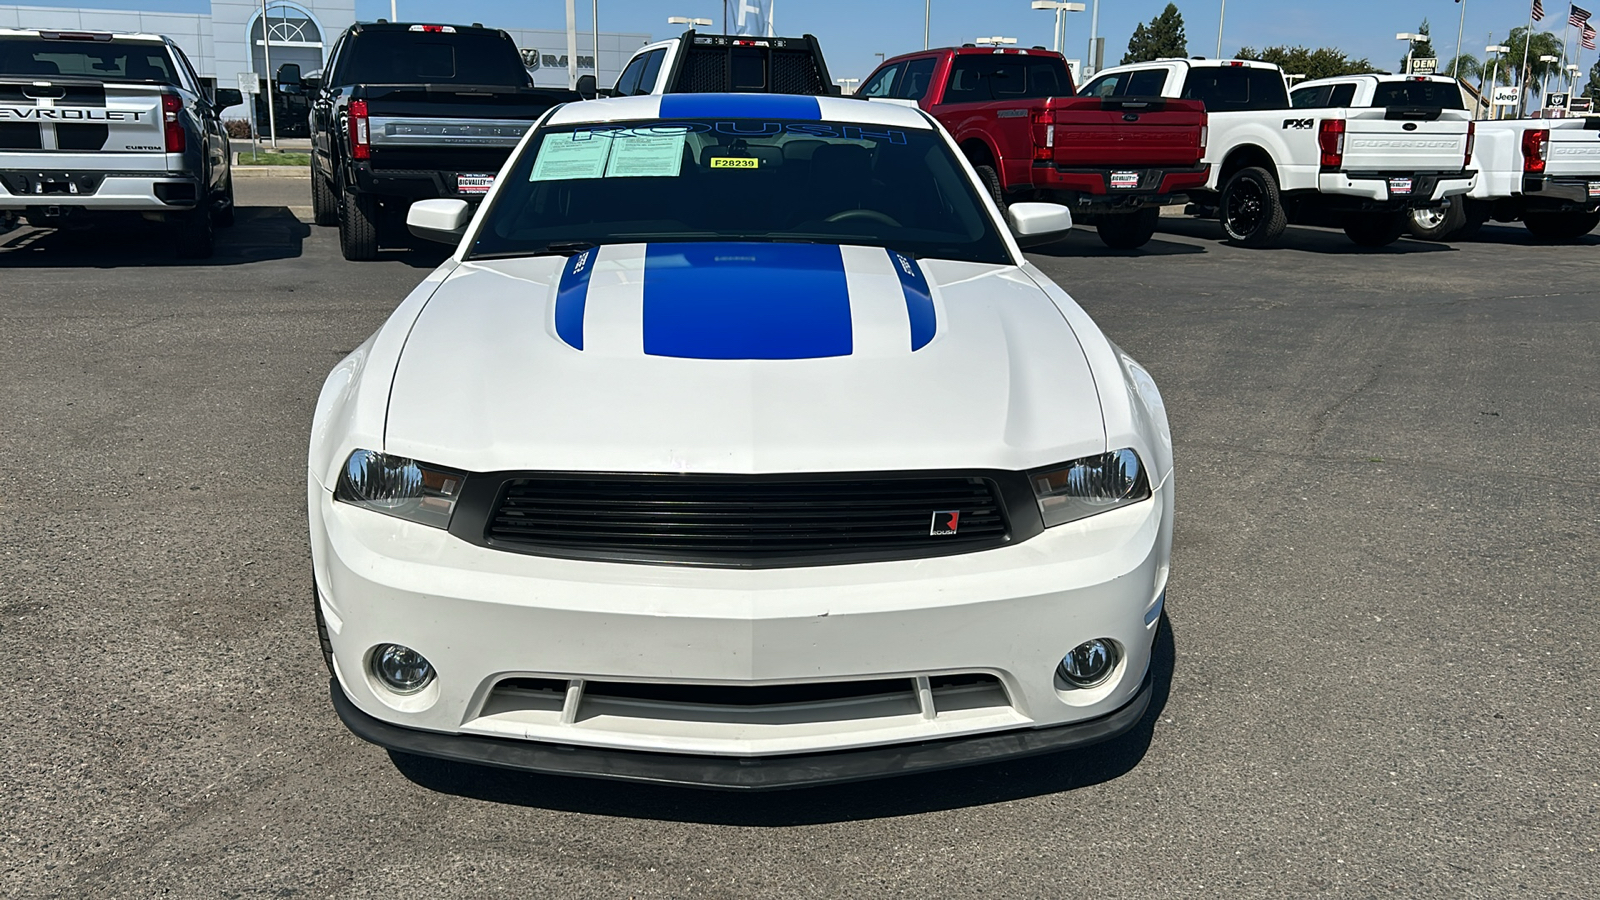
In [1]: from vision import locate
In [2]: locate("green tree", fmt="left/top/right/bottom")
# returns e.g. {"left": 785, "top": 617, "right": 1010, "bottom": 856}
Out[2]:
{"left": 1586, "top": 60, "right": 1600, "bottom": 101}
{"left": 1401, "top": 20, "right": 1436, "bottom": 73}
{"left": 1502, "top": 26, "right": 1567, "bottom": 108}
{"left": 1122, "top": 3, "right": 1188, "bottom": 65}
{"left": 1236, "top": 45, "right": 1379, "bottom": 80}
{"left": 1440, "top": 53, "right": 1482, "bottom": 82}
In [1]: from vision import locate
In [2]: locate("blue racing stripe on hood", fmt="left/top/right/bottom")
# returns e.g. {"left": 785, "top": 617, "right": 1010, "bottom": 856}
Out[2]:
{"left": 887, "top": 249, "right": 936, "bottom": 351}
{"left": 643, "top": 242, "right": 852, "bottom": 360}
{"left": 554, "top": 247, "right": 596, "bottom": 350}
{"left": 657, "top": 93, "right": 822, "bottom": 120}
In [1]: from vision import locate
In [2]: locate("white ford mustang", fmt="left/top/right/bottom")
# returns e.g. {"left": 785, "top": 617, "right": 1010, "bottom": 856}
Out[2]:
{"left": 308, "top": 93, "right": 1173, "bottom": 789}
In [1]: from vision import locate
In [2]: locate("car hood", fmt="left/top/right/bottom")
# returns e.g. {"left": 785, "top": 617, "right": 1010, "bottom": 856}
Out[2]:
{"left": 384, "top": 242, "right": 1107, "bottom": 474}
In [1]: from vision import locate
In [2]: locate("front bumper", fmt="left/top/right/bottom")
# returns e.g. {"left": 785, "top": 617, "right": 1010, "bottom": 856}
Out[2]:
{"left": 331, "top": 670, "right": 1153, "bottom": 790}
{"left": 1317, "top": 170, "right": 1477, "bottom": 208}
{"left": 0, "top": 170, "right": 202, "bottom": 212}
{"left": 310, "top": 469, "right": 1171, "bottom": 775}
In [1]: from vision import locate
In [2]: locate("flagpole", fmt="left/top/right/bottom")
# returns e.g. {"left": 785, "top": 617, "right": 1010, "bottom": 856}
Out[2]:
{"left": 1522, "top": 4, "right": 1536, "bottom": 117}
{"left": 1454, "top": 0, "right": 1467, "bottom": 78}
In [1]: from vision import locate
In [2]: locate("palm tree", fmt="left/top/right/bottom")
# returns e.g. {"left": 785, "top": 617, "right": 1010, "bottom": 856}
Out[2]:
{"left": 1503, "top": 26, "right": 1566, "bottom": 110}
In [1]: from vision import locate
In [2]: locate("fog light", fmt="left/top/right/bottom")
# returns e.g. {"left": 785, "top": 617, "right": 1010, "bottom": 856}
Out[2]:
{"left": 1058, "top": 639, "right": 1119, "bottom": 688}
{"left": 372, "top": 644, "right": 434, "bottom": 694}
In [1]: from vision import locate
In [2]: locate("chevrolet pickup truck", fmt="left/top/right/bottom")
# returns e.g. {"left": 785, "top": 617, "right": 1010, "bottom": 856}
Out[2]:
{"left": 0, "top": 28, "right": 240, "bottom": 257}
{"left": 1085, "top": 59, "right": 1477, "bottom": 248}
{"left": 861, "top": 46, "right": 1209, "bottom": 249}
{"left": 1291, "top": 73, "right": 1600, "bottom": 242}
{"left": 612, "top": 30, "right": 835, "bottom": 97}
{"left": 293, "top": 22, "right": 583, "bottom": 260}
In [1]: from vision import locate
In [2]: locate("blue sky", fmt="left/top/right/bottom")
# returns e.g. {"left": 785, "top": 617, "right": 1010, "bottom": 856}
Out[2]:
{"left": 55, "top": 0, "right": 1589, "bottom": 82}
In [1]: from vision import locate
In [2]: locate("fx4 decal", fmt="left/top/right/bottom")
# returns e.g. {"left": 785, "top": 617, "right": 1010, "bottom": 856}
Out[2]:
{"left": 1282, "top": 118, "right": 1315, "bottom": 130}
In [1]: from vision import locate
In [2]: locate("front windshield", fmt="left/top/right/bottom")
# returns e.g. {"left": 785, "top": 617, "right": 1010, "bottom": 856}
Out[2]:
{"left": 470, "top": 117, "right": 1012, "bottom": 264}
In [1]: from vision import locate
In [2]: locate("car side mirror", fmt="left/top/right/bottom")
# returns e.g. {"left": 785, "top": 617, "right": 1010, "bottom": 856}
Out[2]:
{"left": 1006, "top": 202, "right": 1074, "bottom": 243}
{"left": 213, "top": 88, "right": 243, "bottom": 111}
{"left": 276, "top": 62, "right": 302, "bottom": 88}
{"left": 576, "top": 74, "right": 597, "bottom": 100}
{"left": 407, "top": 198, "right": 473, "bottom": 244}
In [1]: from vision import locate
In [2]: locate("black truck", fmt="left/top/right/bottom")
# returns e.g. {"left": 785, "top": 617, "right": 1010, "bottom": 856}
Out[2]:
{"left": 286, "top": 22, "right": 588, "bottom": 260}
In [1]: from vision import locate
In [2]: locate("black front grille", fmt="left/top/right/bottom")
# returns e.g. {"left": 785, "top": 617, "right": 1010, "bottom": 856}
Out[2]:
{"left": 479, "top": 473, "right": 1014, "bottom": 567}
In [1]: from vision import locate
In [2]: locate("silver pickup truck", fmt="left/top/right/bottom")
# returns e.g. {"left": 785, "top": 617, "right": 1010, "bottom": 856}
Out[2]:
{"left": 0, "top": 28, "right": 239, "bottom": 257}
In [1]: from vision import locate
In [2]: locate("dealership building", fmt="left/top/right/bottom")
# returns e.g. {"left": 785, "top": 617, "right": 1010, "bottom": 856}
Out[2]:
{"left": 0, "top": 0, "right": 650, "bottom": 91}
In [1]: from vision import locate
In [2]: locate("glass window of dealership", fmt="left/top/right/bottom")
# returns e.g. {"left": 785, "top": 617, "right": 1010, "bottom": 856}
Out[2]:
{"left": 0, "top": 0, "right": 648, "bottom": 91}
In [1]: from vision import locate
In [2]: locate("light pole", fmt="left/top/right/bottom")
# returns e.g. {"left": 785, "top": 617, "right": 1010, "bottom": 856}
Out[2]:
{"left": 835, "top": 77, "right": 859, "bottom": 94}
{"left": 1030, "top": 2, "right": 1085, "bottom": 56}
{"left": 259, "top": 0, "right": 277, "bottom": 147}
{"left": 1452, "top": 0, "right": 1468, "bottom": 78}
{"left": 592, "top": 0, "right": 599, "bottom": 86}
{"left": 1540, "top": 53, "right": 1561, "bottom": 106}
{"left": 1087, "top": 0, "right": 1100, "bottom": 76}
{"left": 975, "top": 36, "right": 1018, "bottom": 47}
{"left": 1216, "top": 0, "right": 1225, "bottom": 58}
{"left": 1567, "top": 63, "right": 1582, "bottom": 93}
{"left": 1486, "top": 44, "right": 1510, "bottom": 119}
{"left": 1397, "top": 33, "right": 1425, "bottom": 75}
{"left": 925, "top": 0, "right": 930, "bottom": 50}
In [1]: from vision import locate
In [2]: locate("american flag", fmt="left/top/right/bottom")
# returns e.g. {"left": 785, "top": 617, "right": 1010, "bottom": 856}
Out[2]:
{"left": 1585, "top": 22, "right": 1598, "bottom": 49}
{"left": 1534, "top": 0, "right": 1545, "bottom": 22}
{"left": 1569, "top": 4, "right": 1591, "bottom": 26}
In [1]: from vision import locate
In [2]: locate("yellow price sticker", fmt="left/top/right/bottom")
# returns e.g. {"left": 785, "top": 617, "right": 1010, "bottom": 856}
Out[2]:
{"left": 710, "top": 157, "right": 759, "bottom": 169}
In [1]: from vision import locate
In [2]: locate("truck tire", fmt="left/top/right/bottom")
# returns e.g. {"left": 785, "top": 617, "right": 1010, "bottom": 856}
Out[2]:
{"left": 213, "top": 173, "right": 235, "bottom": 228}
{"left": 311, "top": 167, "right": 338, "bottom": 227}
{"left": 173, "top": 194, "right": 215, "bottom": 259}
{"left": 1343, "top": 211, "right": 1407, "bottom": 247}
{"left": 1523, "top": 210, "right": 1600, "bottom": 241}
{"left": 975, "top": 164, "right": 1008, "bottom": 215}
{"left": 1407, "top": 202, "right": 1465, "bottom": 241}
{"left": 1219, "top": 167, "right": 1288, "bottom": 248}
{"left": 1096, "top": 207, "right": 1160, "bottom": 250}
{"left": 1454, "top": 201, "right": 1491, "bottom": 240}
{"left": 338, "top": 178, "right": 380, "bottom": 261}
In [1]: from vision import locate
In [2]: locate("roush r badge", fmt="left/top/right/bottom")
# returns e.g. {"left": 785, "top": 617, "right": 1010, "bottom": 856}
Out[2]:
{"left": 930, "top": 510, "right": 961, "bottom": 536}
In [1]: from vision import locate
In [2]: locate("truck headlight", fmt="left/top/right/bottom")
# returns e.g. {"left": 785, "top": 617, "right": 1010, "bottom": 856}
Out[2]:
{"left": 1030, "top": 449, "right": 1151, "bottom": 527}
{"left": 334, "top": 449, "right": 464, "bottom": 528}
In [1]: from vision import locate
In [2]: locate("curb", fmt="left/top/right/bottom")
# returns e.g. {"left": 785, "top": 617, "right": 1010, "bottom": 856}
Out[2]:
{"left": 233, "top": 166, "right": 311, "bottom": 178}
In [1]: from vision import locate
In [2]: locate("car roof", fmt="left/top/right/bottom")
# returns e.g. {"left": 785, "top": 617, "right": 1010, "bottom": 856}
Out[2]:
{"left": 881, "top": 46, "right": 1065, "bottom": 65}
{"left": 0, "top": 28, "right": 167, "bottom": 42}
{"left": 546, "top": 93, "right": 935, "bottom": 129}
{"left": 1294, "top": 73, "right": 1455, "bottom": 88}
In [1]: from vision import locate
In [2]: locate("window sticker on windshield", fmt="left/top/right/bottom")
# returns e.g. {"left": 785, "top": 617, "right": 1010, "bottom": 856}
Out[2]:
{"left": 710, "top": 157, "right": 759, "bottom": 169}
{"left": 604, "top": 130, "right": 687, "bottom": 178}
{"left": 530, "top": 132, "right": 612, "bottom": 181}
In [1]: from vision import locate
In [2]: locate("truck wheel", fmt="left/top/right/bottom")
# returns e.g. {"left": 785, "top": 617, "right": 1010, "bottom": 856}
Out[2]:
{"left": 173, "top": 196, "right": 215, "bottom": 259}
{"left": 311, "top": 168, "right": 338, "bottom": 227}
{"left": 1454, "top": 201, "right": 1491, "bottom": 240}
{"left": 338, "top": 180, "right": 380, "bottom": 261}
{"left": 213, "top": 173, "right": 235, "bottom": 228}
{"left": 1096, "top": 208, "right": 1160, "bottom": 250}
{"left": 1219, "top": 167, "right": 1287, "bottom": 248}
{"left": 1407, "top": 202, "right": 1465, "bottom": 241}
{"left": 1343, "top": 212, "right": 1407, "bottom": 247}
{"left": 1523, "top": 210, "right": 1600, "bottom": 241}
{"left": 975, "top": 165, "right": 1008, "bottom": 215}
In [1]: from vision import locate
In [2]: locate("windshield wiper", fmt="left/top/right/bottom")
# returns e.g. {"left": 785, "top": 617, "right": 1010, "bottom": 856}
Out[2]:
{"left": 471, "top": 241, "right": 598, "bottom": 260}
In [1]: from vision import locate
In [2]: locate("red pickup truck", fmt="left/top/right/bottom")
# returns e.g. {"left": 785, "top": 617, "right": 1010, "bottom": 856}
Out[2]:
{"left": 859, "top": 46, "right": 1209, "bottom": 249}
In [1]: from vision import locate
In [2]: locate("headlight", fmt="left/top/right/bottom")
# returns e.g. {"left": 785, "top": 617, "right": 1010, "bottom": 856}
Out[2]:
{"left": 334, "top": 449, "right": 464, "bottom": 528}
{"left": 1030, "top": 449, "right": 1151, "bottom": 528}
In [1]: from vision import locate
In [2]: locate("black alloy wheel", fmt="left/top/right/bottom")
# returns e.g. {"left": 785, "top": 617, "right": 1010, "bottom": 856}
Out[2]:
{"left": 1219, "top": 166, "right": 1288, "bottom": 248}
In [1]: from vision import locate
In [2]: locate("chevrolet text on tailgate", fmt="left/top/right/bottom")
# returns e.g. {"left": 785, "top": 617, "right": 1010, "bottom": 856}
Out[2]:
{"left": 298, "top": 21, "right": 586, "bottom": 260}
{"left": 860, "top": 46, "right": 1208, "bottom": 250}
{"left": 1292, "top": 73, "right": 1600, "bottom": 242}
{"left": 310, "top": 93, "right": 1175, "bottom": 790}
{"left": 1084, "top": 58, "right": 1477, "bottom": 248}
{"left": 0, "top": 28, "right": 242, "bottom": 257}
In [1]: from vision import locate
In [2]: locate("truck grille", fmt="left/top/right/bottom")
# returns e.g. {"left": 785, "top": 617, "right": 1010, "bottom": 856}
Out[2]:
{"left": 482, "top": 473, "right": 1012, "bottom": 567}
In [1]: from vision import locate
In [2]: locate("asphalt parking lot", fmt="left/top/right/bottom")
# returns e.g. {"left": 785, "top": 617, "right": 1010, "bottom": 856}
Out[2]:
{"left": 2, "top": 176, "right": 1596, "bottom": 898}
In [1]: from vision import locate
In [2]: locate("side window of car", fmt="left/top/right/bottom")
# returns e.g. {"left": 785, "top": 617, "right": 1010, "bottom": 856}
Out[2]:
{"left": 944, "top": 57, "right": 990, "bottom": 102}
{"left": 1291, "top": 86, "right": 1330, "bottom": 108}
{"left": 897, "top": 58, "right": 937, "bottom": 100}
{"left": 324, "top": 34, "right": 347, "bottom": 85}
{"left": 1329, "top": 84, "right": 1357, "bottom": 107}
{"left": 1125, "top": 69, "right": 1168, "bottom": 97}
{"left": 635, "top": 49, "right": 666, "bottom": 95}
{"left": 859, "top": 62, "right": 902, "bottom": 98}
{"left": 1080, "top": 72, "right": 1122, "bottom": 98}
{"left": 614, "top": 52, "right": 649, "bottom": 95}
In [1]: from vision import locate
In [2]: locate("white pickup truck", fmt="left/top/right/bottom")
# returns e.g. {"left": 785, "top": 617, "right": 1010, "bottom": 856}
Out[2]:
{"left": 1291, "top": 73, "right": 1600, "bottom": 242}
{"left": 1082, "top": 58, "right": 1477, "bottom": 247}
{"left": 0, "top": 28, "right": 240, "bottom": 257}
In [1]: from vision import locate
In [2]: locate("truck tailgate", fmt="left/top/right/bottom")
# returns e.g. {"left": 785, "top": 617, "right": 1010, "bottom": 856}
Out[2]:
{"left": 0, "top": 78, "right": 164, "bottom": 155}
{"left": 1038, "top": 96, "right": 1206, "bottom": 167}
{"left": 1339, "top": 107, "right": 1470, "bottom": 172}
{"left": 360, "top": 83, "right": 571, "bottom": 149}
{"left": 1542, "top": 120, "right": 1600, "bottom": 177}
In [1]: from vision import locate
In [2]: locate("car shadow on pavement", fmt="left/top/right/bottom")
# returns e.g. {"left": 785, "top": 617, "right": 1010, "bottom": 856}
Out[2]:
{"left": 0, "top": 206, "right": 310, "bottom": 267}
{"left": 388, "top": 614, "right": 1176, "bottom": 825}
{"left": 1154, "top": 216, "right": 1457, "bottom": 255}
{"left": 1455, "top": 223, "right": 1600, "bottom": 247}
{"left": 1028, "top": 229, "right": 1206, "bottom": 258}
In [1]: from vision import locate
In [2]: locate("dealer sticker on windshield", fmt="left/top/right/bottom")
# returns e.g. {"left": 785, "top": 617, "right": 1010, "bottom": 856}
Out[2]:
{"left": 1110, "top": 171, "right": 1140, "bottom": 189}
{"left": 1589, "top": 181, "right": 1600, "bottom": 198}
{"left": 457, "top": 174, "right": 495, "bottom": 194}
{"left": 710, "top": 157, "right": 759, "bottom": 169}
{"left": 1389, "top": 177, "right": 1414, "bottom": 196}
